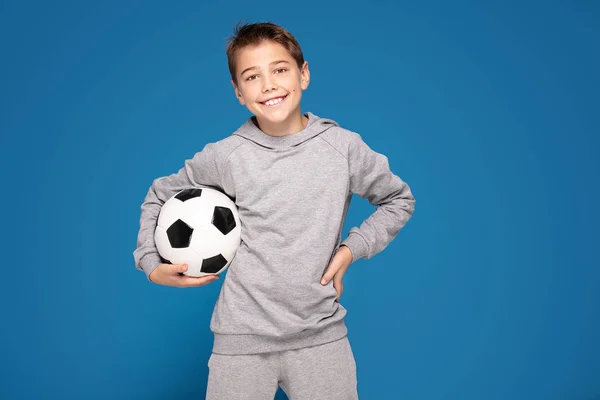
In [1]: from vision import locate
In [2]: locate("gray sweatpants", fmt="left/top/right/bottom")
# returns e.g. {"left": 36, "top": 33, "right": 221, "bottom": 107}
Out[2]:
{"left": 206, "top": 336, "right": 359, "bottom": 400}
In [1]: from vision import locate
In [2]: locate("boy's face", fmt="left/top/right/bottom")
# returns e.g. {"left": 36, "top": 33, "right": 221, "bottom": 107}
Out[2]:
{"left": 232, "top": 40, "right": 310, "bottom": 133}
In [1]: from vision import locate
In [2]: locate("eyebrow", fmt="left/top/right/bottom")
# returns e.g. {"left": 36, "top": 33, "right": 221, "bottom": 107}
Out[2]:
{"left": 240, "top": 60, "right": 290, "bottom": 77}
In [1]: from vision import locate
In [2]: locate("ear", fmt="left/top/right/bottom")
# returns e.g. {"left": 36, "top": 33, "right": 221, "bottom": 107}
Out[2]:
{"left": 300, "top": 61, "right": 310, "bottom": 90}
{"left": 231, "top": 80, "right": 246, "bottom": 105}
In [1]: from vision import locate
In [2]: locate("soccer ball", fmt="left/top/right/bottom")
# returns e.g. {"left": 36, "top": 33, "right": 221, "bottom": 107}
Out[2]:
{"left": 154, "top": 187, "right": 241, "bottom": 277}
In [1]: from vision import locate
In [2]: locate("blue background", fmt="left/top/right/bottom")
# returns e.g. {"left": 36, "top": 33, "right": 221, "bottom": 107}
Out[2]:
{"left": 1, "top": 1, "right": 598, "bottom": 399}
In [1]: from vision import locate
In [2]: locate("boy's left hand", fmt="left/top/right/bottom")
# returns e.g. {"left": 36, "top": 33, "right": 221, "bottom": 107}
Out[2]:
{"left": 321, "top": 245, "right": 353, "bottom": 302}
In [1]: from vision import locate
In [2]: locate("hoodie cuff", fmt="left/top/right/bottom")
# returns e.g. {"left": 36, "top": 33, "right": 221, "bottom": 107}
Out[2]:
{"left": 139, "top": 253, "right": 162, "bottom": 282}
{"left": 340, "top": 233, "right": 369, "bottom": 263}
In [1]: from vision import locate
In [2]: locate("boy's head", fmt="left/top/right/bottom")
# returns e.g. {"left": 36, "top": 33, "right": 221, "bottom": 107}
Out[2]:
{"left": 226, "top": 21, "right": 310, "bottom": 135}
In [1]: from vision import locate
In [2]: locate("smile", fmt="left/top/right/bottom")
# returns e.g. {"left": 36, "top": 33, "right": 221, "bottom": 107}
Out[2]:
{"left": 260, "top": 94, "right": 288, "bottom": 107}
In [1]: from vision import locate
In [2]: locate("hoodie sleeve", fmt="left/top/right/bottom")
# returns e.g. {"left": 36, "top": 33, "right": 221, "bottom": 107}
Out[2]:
{"left": 133, "top": 142, "right": 224, "bottom": 281}
{"left": 340, "top": 132, "right": 415, "bottom": 262}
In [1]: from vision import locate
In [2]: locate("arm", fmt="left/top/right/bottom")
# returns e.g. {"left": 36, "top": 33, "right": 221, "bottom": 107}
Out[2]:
{"left": 133, "top": 142, "right": 224, "bottom": 281}
{"left": 340, "top": 132, "right": 415, "bottom": 262}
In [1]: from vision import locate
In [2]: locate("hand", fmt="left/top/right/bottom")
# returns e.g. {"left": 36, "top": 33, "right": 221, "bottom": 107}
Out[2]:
{"left": 320, "top": 245, "right": 353, "bottom": 302}
{"left": 149, "top": 263, "right": 220, "bottom": 288}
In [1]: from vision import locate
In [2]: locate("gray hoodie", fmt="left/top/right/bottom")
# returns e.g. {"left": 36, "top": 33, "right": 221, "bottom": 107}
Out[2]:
{"left": 133, "top": 112, "right": 415, "bottom": 355}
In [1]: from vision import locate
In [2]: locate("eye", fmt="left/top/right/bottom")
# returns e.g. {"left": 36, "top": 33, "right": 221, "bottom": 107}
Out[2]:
{"left": 246, "top": 74, "right": 258, "bottom": 81}
{"left": 275, "top": 68, "right": 287, "bottom": 73}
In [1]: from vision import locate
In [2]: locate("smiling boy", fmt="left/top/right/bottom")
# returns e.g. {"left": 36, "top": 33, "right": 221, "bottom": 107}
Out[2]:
{"left": 232, "top": 37, "right": 309, "bottom": 136}
{"left": 133, "top": 21, "right": 415, "bottom": 399}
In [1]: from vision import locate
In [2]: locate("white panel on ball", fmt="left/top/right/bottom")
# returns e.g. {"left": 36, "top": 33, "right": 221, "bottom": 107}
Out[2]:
{"left": 222, "top": 229, "right": 241, "bottom": 260}
{"left": 169, "top": 247, "right": 204, "bottom": 277}
{"left": 190, "top": 224, "right": 226, "bottom": 259}
{"left": 180, "top": 197, "right": 213, "bottom": 228}
{"left": 156, "top": 198, "right": 185, "bottom": 230}
{"left": 154, "top": 226, "right": 172, "bottom": 261}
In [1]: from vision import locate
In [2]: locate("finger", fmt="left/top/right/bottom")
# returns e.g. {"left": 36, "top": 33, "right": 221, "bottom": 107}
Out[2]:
{"left": 172, "top": 264, "right": 188, "bottom": 275}
{"left": 321, "top": 263, "right": 340, "bottom": 285}
{"left": 179, "top": 274, "right": 220, "bottom": 287}
{"left": 337, "top": 289, "right": 343, "bottom": 302}
{"left": 333, "top": 279, "right": 343, "bottom": 300}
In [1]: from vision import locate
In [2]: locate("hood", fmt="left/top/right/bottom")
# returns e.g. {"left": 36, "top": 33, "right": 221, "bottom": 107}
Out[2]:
{"left": 232, "top": 112, "right": 339, "bottom": 150}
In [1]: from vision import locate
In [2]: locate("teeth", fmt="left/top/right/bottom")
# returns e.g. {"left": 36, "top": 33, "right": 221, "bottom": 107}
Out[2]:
{"left": 264, "top": 96, "right": 284, "bottom": 106}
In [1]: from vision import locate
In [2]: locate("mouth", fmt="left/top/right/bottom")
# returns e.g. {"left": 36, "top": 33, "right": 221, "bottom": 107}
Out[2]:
{"left": 259, "top": 94, "right": 288, "bottom": 107}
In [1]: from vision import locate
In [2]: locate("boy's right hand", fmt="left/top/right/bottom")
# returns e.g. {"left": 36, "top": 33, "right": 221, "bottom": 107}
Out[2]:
{"left": 149, "top": 263, "right": 220, "bottom": 288}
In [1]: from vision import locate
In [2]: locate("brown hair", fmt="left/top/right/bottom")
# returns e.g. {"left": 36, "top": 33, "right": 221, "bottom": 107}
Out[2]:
{"left": 226, "top": 21, "right": 304, "bottom": 85}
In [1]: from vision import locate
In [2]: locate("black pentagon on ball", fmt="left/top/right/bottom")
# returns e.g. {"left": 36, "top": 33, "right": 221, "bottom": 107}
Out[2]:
{"left": 212, "top": 206, "right": 236, "bottom": 235}
{"left": 201, "top": 254, "right": 228, "bottom": 273}
{"left": 166, "top": 219, "right": 193, "bottom": 248}
{"left": 175, "top": 188, "right": 203, "bottom": 202}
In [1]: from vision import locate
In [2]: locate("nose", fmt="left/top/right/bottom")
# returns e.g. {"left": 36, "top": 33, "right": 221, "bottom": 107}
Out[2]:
{"left": 261, "top": 75, "right": 278, "bottom": 92}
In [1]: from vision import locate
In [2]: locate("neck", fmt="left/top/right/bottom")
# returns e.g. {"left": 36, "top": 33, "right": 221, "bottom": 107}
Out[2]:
{"left": 254, "top": 110, "right": 308, "bottom": 137}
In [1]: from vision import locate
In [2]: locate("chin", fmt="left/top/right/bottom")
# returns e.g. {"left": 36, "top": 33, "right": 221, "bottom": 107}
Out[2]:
{"left": 256, "top": 110, "right": 292, "bottom": 123}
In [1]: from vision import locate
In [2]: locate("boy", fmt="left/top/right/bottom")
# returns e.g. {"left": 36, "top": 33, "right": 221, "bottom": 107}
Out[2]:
{"left": 133, "top": 21, "right": 415, "bottom": 400}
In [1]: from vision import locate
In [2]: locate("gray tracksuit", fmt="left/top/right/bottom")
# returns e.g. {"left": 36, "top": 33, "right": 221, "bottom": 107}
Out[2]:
{"left": 133, "top": 112, "right": 415, "bottom": 355}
